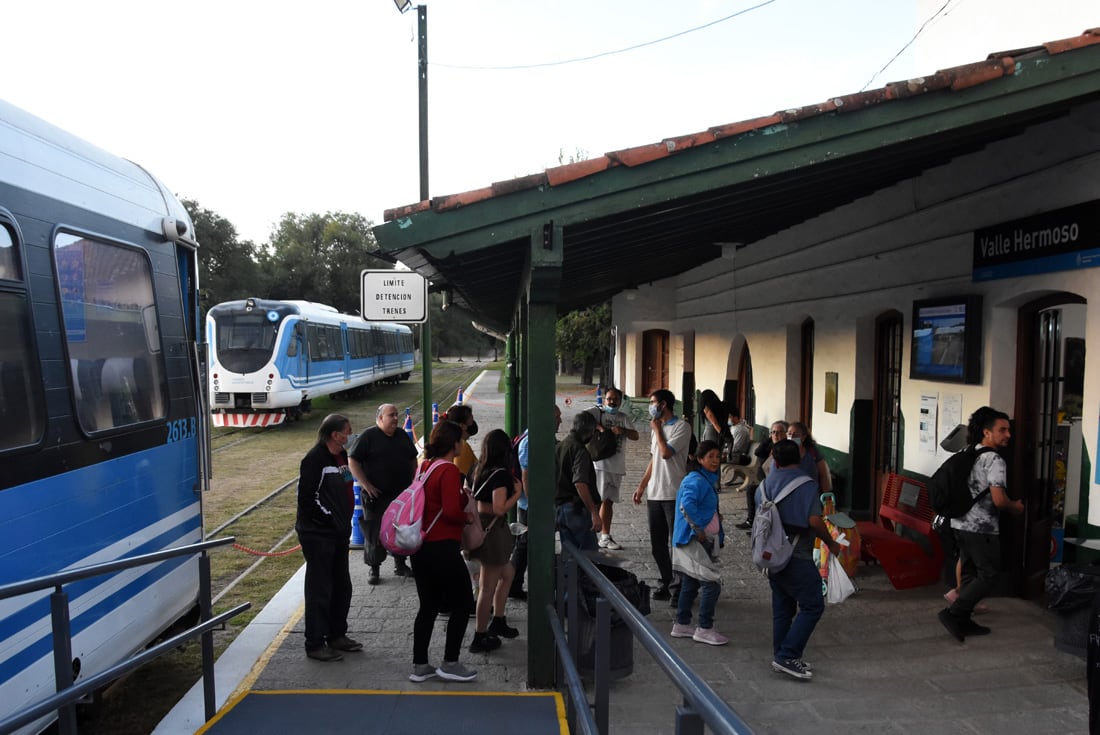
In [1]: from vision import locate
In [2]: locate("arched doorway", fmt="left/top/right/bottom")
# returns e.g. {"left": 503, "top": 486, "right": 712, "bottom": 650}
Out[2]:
{"left": 641, "top": 329, "right": 669, "bottom": 396}
{"left": 1013, "top": 294, "right": 1087, "bottom": 597}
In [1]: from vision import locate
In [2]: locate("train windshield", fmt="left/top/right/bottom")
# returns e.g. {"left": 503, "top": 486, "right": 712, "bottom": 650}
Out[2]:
{"left": 213, "top": 312, "right": 281, "bottom": 373}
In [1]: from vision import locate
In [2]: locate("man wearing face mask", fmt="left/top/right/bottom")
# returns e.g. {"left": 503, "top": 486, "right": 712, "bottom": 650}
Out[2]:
{"left": 349, "top": 403, "right": 419, "bottom": 585}
{"left": 633, "top": 389, "right": 693, "bottom": 601}
{"left": 585, "top": 387, "right": 639, "bottom": 550}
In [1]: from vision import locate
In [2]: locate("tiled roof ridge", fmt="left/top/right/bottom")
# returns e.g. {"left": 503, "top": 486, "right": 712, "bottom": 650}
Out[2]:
{"left": 384, "top": 28, "right": 1100, "bottom": 222}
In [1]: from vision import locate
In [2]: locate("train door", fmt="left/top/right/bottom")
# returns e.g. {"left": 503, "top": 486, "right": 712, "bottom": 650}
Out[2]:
{"left": 340, "top": 323, "right": 351, "bottom": 384}
{"left": 176, "top": 243, "right": 209, "bottom": 494}
{"left": 1013, "top": 294, "right": 1087, "bottom": 597}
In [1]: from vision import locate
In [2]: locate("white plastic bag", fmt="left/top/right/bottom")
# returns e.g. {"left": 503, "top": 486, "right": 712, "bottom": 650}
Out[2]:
{"left": 826, "top": 554, "right": 856, "bottom": 604}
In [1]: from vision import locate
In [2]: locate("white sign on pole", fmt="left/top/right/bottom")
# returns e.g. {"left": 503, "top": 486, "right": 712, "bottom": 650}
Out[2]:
{"left": 360, "top": 269, "right": 427, "bottom": 323}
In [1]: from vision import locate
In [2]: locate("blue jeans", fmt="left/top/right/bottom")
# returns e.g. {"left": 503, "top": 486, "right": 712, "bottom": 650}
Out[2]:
{"left": 676, "top": 573, "right": 721, "bottom": 629}
{"left": 768, "top": 557, "right": 825, "bottom": 661}
{"left": 556, "top": 502, "right": 597, "bottom": 552}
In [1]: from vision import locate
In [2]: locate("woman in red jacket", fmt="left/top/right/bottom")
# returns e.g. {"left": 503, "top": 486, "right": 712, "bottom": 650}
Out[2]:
{"left": 408, "top": 420, "right": 479, "bottom": 683}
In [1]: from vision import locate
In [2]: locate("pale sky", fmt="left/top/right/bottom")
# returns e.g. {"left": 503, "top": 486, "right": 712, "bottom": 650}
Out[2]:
{"left": 2, "top": 1, "right": 1093, "bottom": 245}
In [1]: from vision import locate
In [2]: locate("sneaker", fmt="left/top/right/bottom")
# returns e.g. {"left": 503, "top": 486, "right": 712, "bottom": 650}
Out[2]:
{"left": 962, "top": 618, "right": 991, "bottom": 636}
{"left": 652, "top": 584, "right": 671, "bottom": 601}
{"left": 602, "top": 535, "right": 623, "bottom": 550}
{"left": 469, "top": 632, "right": 502, "bottom": 653}
{"left": 670, "top": 623, "right": 695, "bottom": 638}
{"left": 328, "top": 635, "right": 363, "bottom": 652}
{"left": 368, "top": 567, "right": 380, "bottom": 586}
{"left": 937, "top": 608, "right": 965, "bottom": 642}
{"left": 598, "top": 534, "right": 610, "bottom": 548}
{"left": 436, "top": 660, "right": 478, "bottom": 682}
{"left": 409, "top": 663, "right": 437, "bottom": 682}
{"left": 306, "top": 646, "right": 343, "bottom": 662}
{"left": 771, "top": 658, "right": 812, "bottom": 680}
{"left": 797, "top": 659, "right": 813, "bottom": 672}
{"left": 735, "top": 520, "right": 753, "bottom": 530}
{"left": 692, "top": 627, "right": 729, "bottom": 646}
{"left": 394, "top": 563, "right": 412, "bottom": 577}
{"left": 488, "top": 616, "right": 520, "bottom": 639}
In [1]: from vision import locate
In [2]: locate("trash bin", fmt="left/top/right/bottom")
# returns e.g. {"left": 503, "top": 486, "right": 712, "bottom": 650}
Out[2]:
{"left": 575, "top": 564, "right": 650, "bottom": 680}
{"left": 1046, "top": 563, "right": 1100, "bottom": 659}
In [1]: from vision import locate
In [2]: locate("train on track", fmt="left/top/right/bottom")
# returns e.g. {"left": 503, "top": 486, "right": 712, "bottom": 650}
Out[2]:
{"left": 0, "top": 100, "right": 207, "bottom": 734}
{"left": 206, "top": 298, "right": 415, "bottom": 427}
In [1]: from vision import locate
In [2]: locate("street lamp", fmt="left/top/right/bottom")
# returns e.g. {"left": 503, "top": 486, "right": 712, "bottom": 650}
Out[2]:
{"left": 393, "top": 0, "right": 433, "bottom": 427}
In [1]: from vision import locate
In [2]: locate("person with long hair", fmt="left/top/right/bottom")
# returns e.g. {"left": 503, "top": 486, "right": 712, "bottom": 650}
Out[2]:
{"left": 408, "top": 421, "right": 479, "bottom": 683}
{"left": 698, "top": 389, "right": 729, "bottom": 445}
{"left": 295, "top": 414, "right": 361, "bottom": 662}
{"left": 444, "top": 404, "right": 479, "bottom": 481}
{"left": 785, "top": 421, "right": 832, "bottom": 494}
{"left": 671, "top": 439, "right": 729, "bottom": 646}
{"left": 468, "top": 429, "right": 523, "bottom": 653}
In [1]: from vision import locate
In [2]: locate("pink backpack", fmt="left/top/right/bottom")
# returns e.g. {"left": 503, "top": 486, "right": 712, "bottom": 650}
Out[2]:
{"left": 380, "top": 459, "right": 449, "bottom": 555}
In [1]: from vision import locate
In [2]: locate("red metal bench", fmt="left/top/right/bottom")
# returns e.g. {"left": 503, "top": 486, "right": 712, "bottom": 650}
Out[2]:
{"left": 855, "top": 474, "right": 944, "bottom": 590}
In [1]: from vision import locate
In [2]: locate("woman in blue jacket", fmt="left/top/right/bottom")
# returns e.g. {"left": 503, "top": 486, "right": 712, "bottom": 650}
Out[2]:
{"left": 671, "top": 439, "right": 728, "bottom": 646}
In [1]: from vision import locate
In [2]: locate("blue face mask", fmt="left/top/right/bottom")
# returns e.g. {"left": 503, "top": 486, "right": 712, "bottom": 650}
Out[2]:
{"left": 604, "top": 405, "right": 619, "bottom": 414}
{"left": 648, "top": 404, "right": 661, "bottom": 419}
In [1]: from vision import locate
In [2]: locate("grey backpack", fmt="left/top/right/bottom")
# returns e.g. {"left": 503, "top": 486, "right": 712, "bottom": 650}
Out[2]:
{"left": 751, "top": 476, "right": 813, "bottom": 574}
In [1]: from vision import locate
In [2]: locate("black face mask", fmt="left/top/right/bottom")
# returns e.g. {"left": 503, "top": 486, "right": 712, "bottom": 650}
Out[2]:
{"left": 466, "top": 420, "right": 478, "bottom": 437}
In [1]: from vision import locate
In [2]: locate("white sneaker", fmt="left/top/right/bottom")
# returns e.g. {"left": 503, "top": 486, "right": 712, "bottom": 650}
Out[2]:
{"left": 602, "top": 535, "right": 622, "bottom": 550}
{"left": 598, "top": 534, "right": 610, "bottom": 548}
{"left": 692, "top": 627, "right": 729, "bottom": 646}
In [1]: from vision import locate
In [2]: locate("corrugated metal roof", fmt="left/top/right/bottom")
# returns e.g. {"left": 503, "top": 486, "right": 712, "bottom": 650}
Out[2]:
{"left": 374, "top": 29, "right": 1100, "bottom": 330}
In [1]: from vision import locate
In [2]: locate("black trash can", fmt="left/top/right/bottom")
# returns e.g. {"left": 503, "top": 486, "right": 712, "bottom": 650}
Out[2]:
{"left": 575, "top": 564, "right": 650, "bottom": 680}
{"left": 1046, "top": 563, "right": 1100, "bottom": 659}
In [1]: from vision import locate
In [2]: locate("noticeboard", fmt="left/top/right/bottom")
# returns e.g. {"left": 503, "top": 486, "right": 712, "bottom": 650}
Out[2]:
{"left": 360, "top": 269, "right": 427, "bottom": 323}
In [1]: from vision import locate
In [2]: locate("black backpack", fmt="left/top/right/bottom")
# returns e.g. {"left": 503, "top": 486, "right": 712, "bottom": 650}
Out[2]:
{"left": 586, "top": 411, "right": 618, "bottom": 461}
{"left": 929, "top": 446, "right": 997, "bottom": 519}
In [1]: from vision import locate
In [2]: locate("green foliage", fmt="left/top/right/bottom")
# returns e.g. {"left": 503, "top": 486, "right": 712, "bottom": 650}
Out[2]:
{"left": 184, "top": 198, "right": 264, "bottom": 312}
{"left": 258, "top": 212, "right": 388, "bottom": 314}
{"left": 556, "top": 302, "right": 610, "bottom": 383}
{"left": 428, "top": 294, "right": 500, "bottom": 358}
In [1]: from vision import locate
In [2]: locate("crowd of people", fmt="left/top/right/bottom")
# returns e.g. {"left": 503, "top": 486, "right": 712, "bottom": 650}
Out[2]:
{"left": 294, "top": 391, "right": 1020, "bottom": 685}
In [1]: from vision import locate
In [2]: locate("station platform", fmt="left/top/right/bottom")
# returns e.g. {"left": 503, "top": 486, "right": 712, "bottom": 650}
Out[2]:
{"left": 156, "top": 371, "right": 1092, "bottom": 735}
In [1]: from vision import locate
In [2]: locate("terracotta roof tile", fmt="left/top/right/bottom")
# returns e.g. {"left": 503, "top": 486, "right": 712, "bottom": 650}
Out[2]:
{"left": 383, "top": 30, "right": 1099, "bottom": 223}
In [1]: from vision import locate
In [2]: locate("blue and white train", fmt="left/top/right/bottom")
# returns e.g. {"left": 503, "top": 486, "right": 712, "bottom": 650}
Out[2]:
{"left": 0, "top": 100, "right": 206, "bottom": 734}
{"left": 206, "top": 299, "right": 415, "bottom": 427}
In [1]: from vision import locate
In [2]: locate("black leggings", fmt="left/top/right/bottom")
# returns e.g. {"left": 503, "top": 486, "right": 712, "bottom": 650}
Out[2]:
{"left": 410, "top": 539, "right": 474, "bottom": 664}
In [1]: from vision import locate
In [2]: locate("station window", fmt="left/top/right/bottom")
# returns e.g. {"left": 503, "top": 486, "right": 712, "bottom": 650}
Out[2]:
{"left": 55, "top": 233, "right": 166, "bottom": 432}
{"left": 0, "top": 220, "right": 45, "bottom": 450}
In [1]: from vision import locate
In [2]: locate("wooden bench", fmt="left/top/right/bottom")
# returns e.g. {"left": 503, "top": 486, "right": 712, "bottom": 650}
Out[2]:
{"left": 855, "top": 473, "right": 944, "bottom": 590}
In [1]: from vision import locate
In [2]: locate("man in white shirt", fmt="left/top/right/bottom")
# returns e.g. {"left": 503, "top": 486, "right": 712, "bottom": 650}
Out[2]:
{"left": 586, "top": 387, "right": 639, "bottom": 550}
{"left": 632, "top": 389, "right": 692, "bottom": 601}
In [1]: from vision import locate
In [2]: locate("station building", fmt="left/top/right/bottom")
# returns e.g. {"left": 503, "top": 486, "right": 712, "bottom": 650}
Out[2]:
{"left": 374, "top": 29, "right": 1100, "bottom": 683}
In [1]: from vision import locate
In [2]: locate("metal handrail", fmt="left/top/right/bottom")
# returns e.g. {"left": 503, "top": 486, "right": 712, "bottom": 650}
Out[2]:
{"left": 0, "top": 537, "right": 250, "bottom": 735}
{"left": 554, "top": 539, "right": 755, "bottom": 735}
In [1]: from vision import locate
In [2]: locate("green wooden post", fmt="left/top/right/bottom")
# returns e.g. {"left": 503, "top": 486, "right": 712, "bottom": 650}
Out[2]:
{"left": 526, "top": 222, "right": 562, "bottom": 689}
{"left": 504, "top": 330, "right": 516, "bottom": 437}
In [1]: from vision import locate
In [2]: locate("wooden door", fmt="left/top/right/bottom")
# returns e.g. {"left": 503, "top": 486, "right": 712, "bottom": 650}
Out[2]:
{"left": 642, "top": 329, "right": 668, "bottom": 396}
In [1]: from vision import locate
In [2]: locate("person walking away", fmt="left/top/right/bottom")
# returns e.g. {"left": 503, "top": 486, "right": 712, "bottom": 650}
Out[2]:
{"left": 554, "top": 411, "right": 602, "bottom": 552}
{"left": 757, "top": 439, "right": 841, "bottom": 680}
{"left": 295, "top": 414, "right": 363, "bottom": 662}
{"left": 632, "top": 389, "right": 693, "bottom": 602}
{"left": 468, "top": 429, "right": 523, "bottom": 652}
{"left": 938, "top": 406, "right": 1024, "bottom": 641}
{"left": 785, "top": 421, "right": 832, "bottom": 494}
{"left": 349, "top": 403, "right": 418, "bottom": 584}
{"left": 738, "top": 420, "right": 788, "bottom": 530}
{"left": 586, "top": 387, "right": 638, "bottom": 550}
{"left": 671, "top": 440, "right": 729, "bottom": 646}
{"left": 509, "top": 405, "right": 563, "bottom": 600}
{"left": 408, "top": 421, "right": 480, "bottom": 683}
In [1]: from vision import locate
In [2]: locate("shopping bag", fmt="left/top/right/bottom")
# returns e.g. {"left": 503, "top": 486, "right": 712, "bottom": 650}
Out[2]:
{"left": 826, "top": 554, "right": 856, "bottom": 604}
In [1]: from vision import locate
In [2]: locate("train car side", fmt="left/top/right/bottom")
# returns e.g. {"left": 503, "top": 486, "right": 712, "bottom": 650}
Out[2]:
{"left": 0, "top": 100, "right": 205, "bottom": 735}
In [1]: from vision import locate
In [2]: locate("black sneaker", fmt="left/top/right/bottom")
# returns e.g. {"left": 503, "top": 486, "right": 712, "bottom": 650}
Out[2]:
{"left": 328, "top": 635, "right": 363, "bottom": 652}
{"left": 735, "top": 520, "right": 753, "bottom": 530}
{"left": 469, "top": 632, "right": 502, "bottom": 653}
{"left": 488, "top": 616, "right": 519, "bottom": 639}
{"left": 652, "top": 584, "right": 671, "bottom": 601}
{"left": 368, "top": 567, "right": 380, "bottom": 586}
{"left": 394, "top": 563, "right": 412, "bottom": 577}
{"left": 938, "top": 608, "right": 966, "bottom": 642}
{"left": 306, "top": 646, "right": 343, "bottom": 662}
{"left": 961, "top": 618, "right": 991, "bottom": 636}
{"left": 771, "top": 658, "right": 812, "bottom": 680}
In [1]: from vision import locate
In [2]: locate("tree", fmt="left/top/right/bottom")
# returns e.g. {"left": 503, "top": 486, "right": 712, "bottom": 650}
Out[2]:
{"left": 183, "top": 199, "right": 264, "bottom": 311}
{"left": 556, "top": 301, "right": 611, "bottom": 385}
{"left": 259, "top": 212, "right": 387, "bottom": 314}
